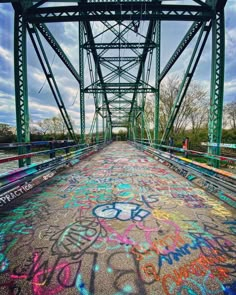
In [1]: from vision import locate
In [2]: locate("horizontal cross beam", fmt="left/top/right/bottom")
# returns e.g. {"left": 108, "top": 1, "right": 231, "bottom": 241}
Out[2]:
{"left": 84, "top": 88, "right": 156, "bottom": 94}
{"left": 25, "top": 4, "right": 213, "bottom": 23}
{"left": 99, "top": 56, "right": 141, "bottom": 62}
{"left": 84, "top": 43, "right": 156, "bottom": 50}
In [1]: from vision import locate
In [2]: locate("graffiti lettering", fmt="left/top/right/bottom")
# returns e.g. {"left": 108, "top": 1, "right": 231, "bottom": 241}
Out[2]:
{"left": 93, "top": 202, "right": 150, "bottom": 221}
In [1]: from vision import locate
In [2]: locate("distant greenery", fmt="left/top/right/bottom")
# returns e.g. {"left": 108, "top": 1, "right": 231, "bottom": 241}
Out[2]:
{"left": 0, "top": 123, "right": 16, "bottom": 143}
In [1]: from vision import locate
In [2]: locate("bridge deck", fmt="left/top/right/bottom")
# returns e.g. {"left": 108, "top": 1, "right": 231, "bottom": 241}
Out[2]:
{"left": 0, "top": 142, "right": 235, "bottom": 295}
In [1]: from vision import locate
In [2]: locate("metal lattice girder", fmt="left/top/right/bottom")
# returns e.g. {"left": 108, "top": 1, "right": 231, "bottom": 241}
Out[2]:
{"left": 96, "top": 111, "right": 99, "bottom": 143}
{"left": 82, "top": 20, "right": 112, "bottom": 121}
{"left": 28, "top": 24, "right": 77, "bottom": 142}
{"left": 208, "top": 9, "right": 225, "bottom": 164}
{"left": 36, "top": 23, "right": 81, "bottom": 83}
{"left": 129, "top": 20, "right": 157, "bottom": 118}
{"left": 112, "top": 123, "right": 128, "bottom": 127}
{"left": 93, "top": 21, "right": 140, "bottom": 57}
{"left": 161, "top": 22, "right": 211, "bottom": 144}
{"left": 97, "top": 83, "right": 143, "bottom": 88}
{"left": 109, "top": 106, "right": 136, "bottom": 111}
{"left": 154, "top": 20, "right": 161, "bottom": 145}
{"left": 109, "top": 100, "right": 132, "bottom": 103}
{"left": 84, "top": 88, "right": 156, "bottom": 94}
{"left": 14, "top": 9, "right": 31, "bottom": 167}
{"left": 101, "top": 61, "right": 140, "bottom": 84}
{"left": 25, "top": 3, "right": 213, "bottom": 23}
{"left": 84, "top": 43, "right": 157, "bottom": 50}
{"left": 79, "top": 21, "right": 85, "bottom": 143}
{"left": 99, "top": 57, "right": 141, "bottom": 62}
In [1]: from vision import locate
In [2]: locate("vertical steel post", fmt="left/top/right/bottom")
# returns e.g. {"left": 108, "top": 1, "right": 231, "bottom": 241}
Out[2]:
{"left": 110, "top": 123, "right": 112, "bottom": 140}
{"left": 14, "top": 11, "right": 30, "bottom": 167}
{"left": 102, "top": 102, "right": 105, "bottom": 143}
{"left": 79, "top": 21, "right": 85, "bottom": 144}
{"left": 208, "top": 9, "right": 225, "bottom": 167}
{"left": 135, "top": 106, "right": 138, "bottom": 141}
{"left": 141, "top": 67, "right": 145, "bottom": 142}
{"left": 96, "top": 112, "right": 99, "bottom": 143}
{"left": 95, "top": 70, "right": 99, "bottom": 144}
{"left": 154, "top": 20, "right": 161, "bottom": 147}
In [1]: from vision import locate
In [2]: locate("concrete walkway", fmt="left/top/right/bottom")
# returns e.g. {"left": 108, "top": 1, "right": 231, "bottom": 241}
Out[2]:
{"left": 0, "top": 142, "right": 235, "bottom": 295}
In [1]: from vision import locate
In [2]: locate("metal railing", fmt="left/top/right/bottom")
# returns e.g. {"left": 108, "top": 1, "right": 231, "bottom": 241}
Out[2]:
{"left": 129, "top": 139, "right": 236, "bottom": 208}
{"left": 0, "top": 140, "right": 112, "bottom": 208}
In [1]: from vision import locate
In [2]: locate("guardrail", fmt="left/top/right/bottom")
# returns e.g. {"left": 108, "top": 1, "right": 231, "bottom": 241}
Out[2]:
{"left": 134, "top": 138, "right": 236, "bottom": 165}
{"left": 130, "top": 140, "right": 236, "bottom": 209}
{"left": 0, "top": 140, "right": 111, "bottom": 209}
{"left": 0, "top": 140, "right": 107, "bottom": 164}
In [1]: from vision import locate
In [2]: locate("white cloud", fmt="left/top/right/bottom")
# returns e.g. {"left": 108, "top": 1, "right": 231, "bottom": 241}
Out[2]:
{"left": 224, "top": 79, "right": 236, "bottom": 96}
{"left": 226, "top": 1, "right": 236, "bottom": 12}
{"left": 226, "top": 28, "right": 236, "bottom": 58}
{"left": 31, "top": 69, "right": 47, "bottom": 84}
{"left": 0, "top": 45, "right": 13, "bottom": 65}
{"left": 0, "top": 77, "right": 14, "bottom": 90}
{"left": 29, "top": 101, "right": 59, "bottom": 115}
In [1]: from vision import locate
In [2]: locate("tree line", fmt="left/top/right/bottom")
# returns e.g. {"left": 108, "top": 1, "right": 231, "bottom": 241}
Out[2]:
{"left": 0, "top": 115, "right": 70, "bottom": 143}
{"left": 0, "top": 75, "right": 235, "bottom": 145}
{"left": 144, "top": 75, "right": 236, "bottom": 147}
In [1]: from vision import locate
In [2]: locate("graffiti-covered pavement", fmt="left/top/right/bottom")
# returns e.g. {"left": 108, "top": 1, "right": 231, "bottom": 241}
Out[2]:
{"left": 0, "top": 142, "right": 236, "bottom": 295}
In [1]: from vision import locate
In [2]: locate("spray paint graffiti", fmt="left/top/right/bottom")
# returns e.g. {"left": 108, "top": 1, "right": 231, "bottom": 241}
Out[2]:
{"left": 0, "top": 142, "right": 235, "bottom": 295}
{"left": 93, "top": 202, "right": 150, "bottom": 221}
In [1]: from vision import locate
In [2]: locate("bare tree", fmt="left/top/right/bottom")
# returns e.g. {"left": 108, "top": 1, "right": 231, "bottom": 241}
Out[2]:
{"left": 224, "top": 101, "right": 236, "bottom": 129}
{"left": 145, "top": 75, "right": 208, "bottom": 135}
{"left": 38, "top": 118, "right": 52, "bottom": 135}
{"left": 186, "top": 82, "right": 208, "bottom": 134}
{"left": 51, "top": 116, "right": 67, "bottom": 136}
{"left": 29, "top": 118, "right": 41, "bottom": 134}
{"left": 34, "top": 115, "right": 68, "bottom": 138}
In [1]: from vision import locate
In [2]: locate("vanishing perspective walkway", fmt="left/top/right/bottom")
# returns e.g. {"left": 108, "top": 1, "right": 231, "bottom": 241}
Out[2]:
{"left": 0, "top": 142, "right": 235, "bottom": 295}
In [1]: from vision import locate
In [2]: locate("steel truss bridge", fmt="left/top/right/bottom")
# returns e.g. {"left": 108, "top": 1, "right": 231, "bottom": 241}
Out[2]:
{"left": 1, "top": 2, "right": 236, "bottom": 294}
{"left": 1, "top": 0, "right": 227, "bottom": 168}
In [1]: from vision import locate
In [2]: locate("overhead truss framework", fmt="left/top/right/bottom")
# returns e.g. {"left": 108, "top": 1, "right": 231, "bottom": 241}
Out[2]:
{"left": 8, "top": 0, "right": 227, "bottom": 167}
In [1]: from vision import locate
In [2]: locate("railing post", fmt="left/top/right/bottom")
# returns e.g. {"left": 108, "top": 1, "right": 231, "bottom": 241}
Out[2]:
{"left": 79, "top": 21, "right": 85, "bottom": 144}
{"left": 208, "top": 7, "right": 225, "bottom": 168}
{"left": 154, "top": 20, "right": 161, "bottom": 148}
{"left": 14, "top": 9, "right": 30, "bottom": 167}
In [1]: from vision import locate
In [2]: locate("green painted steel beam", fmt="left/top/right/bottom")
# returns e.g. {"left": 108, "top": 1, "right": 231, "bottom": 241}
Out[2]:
{"left": 108, "top": 101, "right": 132, "bottom": 104}
{"left": 84, "top": 88, "right": 156, "bottom": 94}
{"left": 97, "top": 83, "right": 143, "bottom": 88}
{"left": 99, "top": 57, "right": 141, "bottom": 62}
{"left": 79, "top": 21, "right": 85, "bottom": 143}
{"left": 99, "top": 21, "right": 141, "bottom": 57}
{"left": 154, "top": 20, "right": 161, "bottom": 145}
{"left": 208, "top": 9, "right": 225, "bottom": 167}
{"left": 82, "top": 20, "right": 112, "bottom": 121}
{"left": 28, "top": 24, "right": 78, "bottom": 142}
{"left": 141, "top": 64, "right": 145, "bottom": 141}
{"left": 14, "top": 9, "right": 31, "bottom": 167}
{"left": 25, "top": 4, "right": 213, "bottom": 23}
{"left": 101, "top": 62, "right": 139, "bottom": 84}
{"left": 36, "top": 23, "right": 81, "bottom": 83}
{"left": 84, "top": 42, "right": 156, "bottom": 50}
{"left": 129, "top": 20, "right": 157, "bottom": 118}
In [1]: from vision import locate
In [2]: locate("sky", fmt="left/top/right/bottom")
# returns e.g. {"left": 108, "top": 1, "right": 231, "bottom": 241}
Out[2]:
{"left": 0, "top": 0, "right": 236, "bottom": 134}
